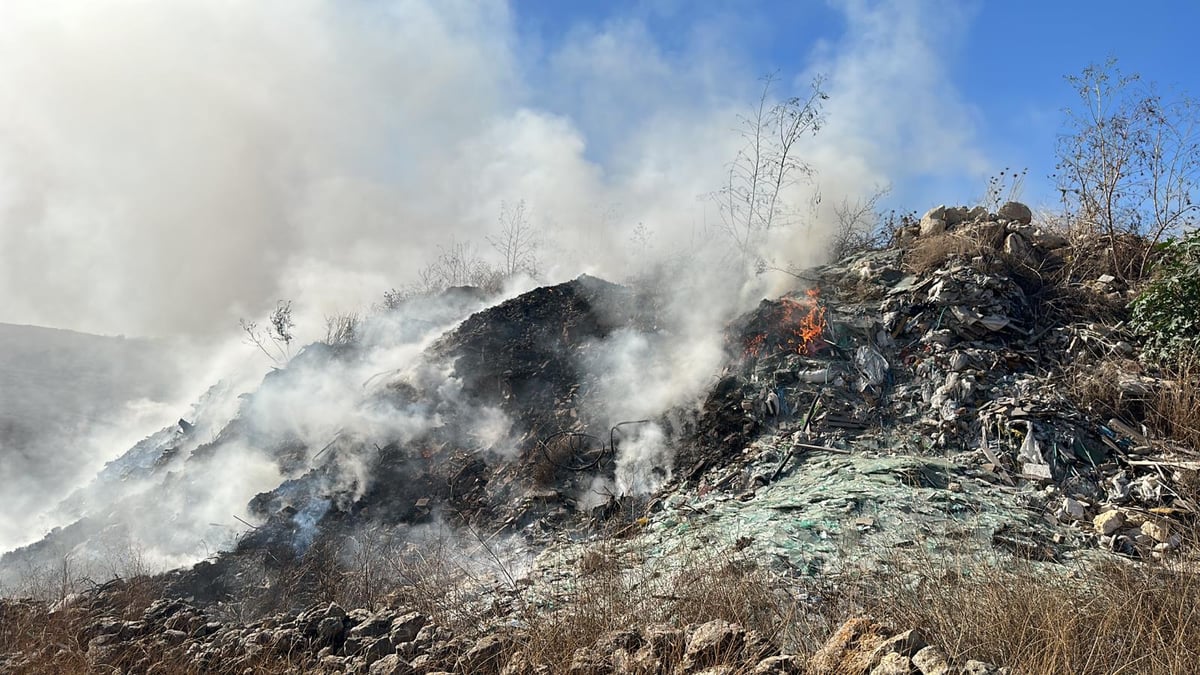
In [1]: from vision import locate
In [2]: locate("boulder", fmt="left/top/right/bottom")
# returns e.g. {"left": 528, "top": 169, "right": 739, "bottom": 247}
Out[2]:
{"left": 685, "top": 619, "right": 746, "bottom": 666}
{"left": 369, "top": 653, "right": 414, "bottom": 675}
{"left": 457, "top": 634, "right": 508, "bottom": 674}
{"left": 912, "top": 646, "right": 950, "bottom": 675}
{"left": 997, "top": 201, "right": 1033, "bottom": 224}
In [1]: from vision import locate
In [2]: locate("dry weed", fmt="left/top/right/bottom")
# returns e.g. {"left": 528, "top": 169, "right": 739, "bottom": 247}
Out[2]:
{"left": 903, "top": 232, "right": 994, "bottom": 275}
{"left": 1148, "top": 355, "right": 1200, "bottom": 455}
{"left": 855, "top": 550, "right": 1200, "bottom": 674}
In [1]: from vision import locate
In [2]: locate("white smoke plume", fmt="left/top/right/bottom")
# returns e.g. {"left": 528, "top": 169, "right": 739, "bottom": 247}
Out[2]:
{"left": 0, "top": 0, "right": 992, "bottom": 572}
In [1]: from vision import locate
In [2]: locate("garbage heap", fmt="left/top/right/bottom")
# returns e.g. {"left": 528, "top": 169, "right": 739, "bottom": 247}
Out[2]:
{"left": 681, "top": 201, "right": 1196, "bottom": 560}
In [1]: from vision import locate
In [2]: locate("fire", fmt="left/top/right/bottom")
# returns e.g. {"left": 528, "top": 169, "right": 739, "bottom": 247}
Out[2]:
{"left": 745, "top": 333, "right": 766, "bottom": 357}
{"left": 743, "top": 287, "right": 827, "bottom": 358}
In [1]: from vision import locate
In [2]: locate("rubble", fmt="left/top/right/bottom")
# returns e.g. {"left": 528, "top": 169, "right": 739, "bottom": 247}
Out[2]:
{"left": 5, "top": 200, "right": 1200, "bottom": 672}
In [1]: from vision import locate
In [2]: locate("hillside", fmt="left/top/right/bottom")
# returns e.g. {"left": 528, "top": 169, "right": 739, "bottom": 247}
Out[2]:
{"left": 2, "top": 204, "right": 1200, "bottom": 674}
{"left": 0, "top": 323, "right": 184, "bottom": 550}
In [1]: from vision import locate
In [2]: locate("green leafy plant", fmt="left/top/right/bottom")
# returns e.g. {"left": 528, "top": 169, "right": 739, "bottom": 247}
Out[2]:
{"left": 1131, "top": 232, "right": 1200, "bottom": 361}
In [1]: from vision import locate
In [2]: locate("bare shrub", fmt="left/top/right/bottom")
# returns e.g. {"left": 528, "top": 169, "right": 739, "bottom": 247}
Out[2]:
{"left": 1055, "top": 58, "right": 1200, "bottom": 277}
{"left": 323, "top": 311, "right": 360, "bottom": 349}
{"left": 1067, "top": 357, "right": 1149, "bottom": 423}
{"left": 712, "top": 72, "right": 829, "bottom": 269}
{"left": 488, "top": 199, "right": 540, "bottom": 279}
{"left": 416, "top": 240, "right": 504, "bottom": 295}
{"left": 827, "top": 185, "right": 892, "bottom": 261}
{"left": 239, "top": 300, "right": 295, "bottom": 365}
{"left": 978, "top": 167, "right": 1028, "bottom": 213}
{"left": 518, "top": 539, "right": 809, "bottom": 668}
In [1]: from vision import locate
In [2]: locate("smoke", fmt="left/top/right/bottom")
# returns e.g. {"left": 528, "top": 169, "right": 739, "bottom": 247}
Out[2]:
{"left": 0, "top": 0, "right": 985, "bottom": 339}
{"left": 0, "top": 0, "right": 994, "bottom": 579}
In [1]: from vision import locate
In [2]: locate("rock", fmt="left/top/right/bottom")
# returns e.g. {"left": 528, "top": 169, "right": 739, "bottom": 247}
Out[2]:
{"left": 1061, "top": 497, "right": 1087, "bottom": 521}
{"left": 997, "top": 201, "right": 1033, "bottom": 224}
{"left": 458, "top": 634, "right": 508, "bottom": 674}
{"left": 1094, "top": 510, "right": 1126, "bottom": 536}
{"left": 323, "top": 602, "right": 347, "bottom": 619}
{"left": 870, "top": 652, "right": 912, "bottom": 675}
{"left": 349, "top": 612, "right": 394, "bottom": 640}
{"left": 750, "top": 654, "right": 806, "bottom": 674}
{"left": 317, "top": 616, "right": 346, "bottom": 644}
{"left": 912, "top": 645, "right": 950, "bottom": 675}
{"left": 370, "top": 653, "right": 414, "bottom": 675}
{"left": 920, "top": 217, "right": 948, "bottom": 237}
{"left": 685, "top": 619, "right": 746, "bottom": 666}
{"left": 1141, "top": 520, "right": 1171, "bottom": 543}
{"left": 962, "top": 659, "right": 1005, "bottom": 674}
{"left": 1032, "top": 229, "right": 1069, "bottom": 249}
{"left": 867, "top": 628, "right": 926, "bottom": 667}
{"left": 943, "top": 206, "right": 969, "bottom": 226}
{"left": 361, "top": 636, "right": 397, "bottom": 665}
{"left": 1002, "top": 232, "right": 1035, "bottom": 261}
{"left": 389, "top": 612, "right": 427, "bottom": 645}
{"left": 567, "top": 647, "right": 609, "bottom": 675}
{"left": 594, "top": 628, "right": 641, "bottom": 654}
{"left": 318, "top": 655, "right": 347, "bottom": 672}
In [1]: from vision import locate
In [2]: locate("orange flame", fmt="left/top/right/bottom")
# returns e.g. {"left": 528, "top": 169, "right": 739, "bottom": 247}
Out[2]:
{"left": 743, "top": 288, "right": 827, "bottom": 358}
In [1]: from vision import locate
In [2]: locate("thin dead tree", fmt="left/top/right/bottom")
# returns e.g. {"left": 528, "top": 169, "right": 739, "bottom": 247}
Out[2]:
{"left": 713, "top": 72, "right": 828, "bottom": 270}
{"left": 487, "top": 199, "right": 540, "bottom": 278}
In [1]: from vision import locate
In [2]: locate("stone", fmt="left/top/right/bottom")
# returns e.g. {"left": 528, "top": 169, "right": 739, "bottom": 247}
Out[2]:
{"left": 868, "top": 629, "right": 926, "bottom": 667}
{"left": 997, "top": 201, "right": 1033, "bottom": 224}
{"left": 808, "top": 618, "right": 890, "bottom": 675}
{"left": 961, "top": 660, "right": 1004, "bottom": 674}
{"left": 685, "top": 619, "right": 746, "bottom": 666}
{"left": 912, "top": 645, "right": 950, "bottom": 675}
{"left": 1032, "top": 230, "right": 1069, "bottom": 249}
{"left": 323, "top": 602, "right": 346, "bottom": 619}
{"left": 1094, "top": 510, "right": 1126, "bottom": 536}
{"left": 361, "top": 637, "right": 397, "bottom": 666}
{"left": 870, "top": 652, "right": 912, "bottom": 675}
{"left": 349, "top": 612, "right": 394, "bottom": 640}
{"left": 389, "top": 612, "right": 427, "bottom": 645}
{"left": 1141, "top": 520, "right": 1171, "bottom": 543}
{"left": 1002, "top": 232, "right": 1035, "bottom": 261}
{"left": 458, "top": 634, "right": 508, "bottom": 674}
{"left": 943, "top": 206, "right": 969, "bottom": 226}
{"left": 567, "top": 647, "right": 609, "bottom": 675}
{"left": 369, "top": 653, "right": 414, "bottom": 675}
{"left": 317, "top": 616, "right": 345, "bottom": 644}
{"left": 1061, "top": 497, "right": 1087, "bottom": 521}
{"left": 920, "top": 217, "right": 948, "bottom": 237}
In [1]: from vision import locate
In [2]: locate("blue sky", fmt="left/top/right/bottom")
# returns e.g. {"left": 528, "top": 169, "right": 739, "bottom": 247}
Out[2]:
{"left": 511, "top": 0, "right": 1200, "bottom": 211}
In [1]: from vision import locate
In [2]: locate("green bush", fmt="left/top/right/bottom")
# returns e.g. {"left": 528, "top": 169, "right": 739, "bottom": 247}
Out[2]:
{"left": 1131, "top": 232, "right": 1200, "bottom": 361}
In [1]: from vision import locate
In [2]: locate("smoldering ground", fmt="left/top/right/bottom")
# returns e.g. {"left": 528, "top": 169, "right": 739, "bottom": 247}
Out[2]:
{"left": 0, "top": 0, "right": 993, "bottom": 589}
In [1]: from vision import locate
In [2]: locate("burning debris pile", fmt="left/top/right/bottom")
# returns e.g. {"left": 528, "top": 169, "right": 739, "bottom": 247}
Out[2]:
{"left": 3, "top": 201, "right": 1199, "bottom": 672}
{"left": 671, "top": 201, "right": 1197, "bottom": 566}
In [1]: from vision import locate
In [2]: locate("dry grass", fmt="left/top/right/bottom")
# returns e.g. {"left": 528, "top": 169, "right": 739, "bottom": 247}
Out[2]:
{"left": 903, "top": 232, "right": 996, "bottom": 275}
{"left": 6, "top": 534, "right": 1200, "bottom": 674}
{"left": 848, "top": 551, "right": 1200, "bottom": 675}
{"left": 515, "top": 539, "right": 822, "bottom": 668}
{"left": 1148, "top": 356, "right": 1200, "bottom": 456}
{"left": 1067, "top": 357, "right": 1150, "bottom": 423}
